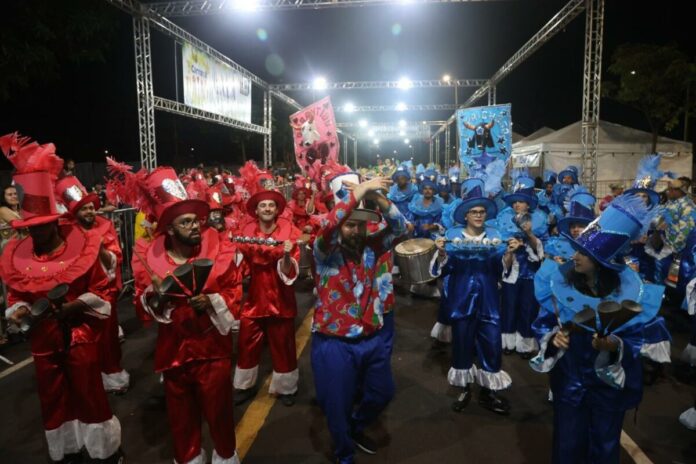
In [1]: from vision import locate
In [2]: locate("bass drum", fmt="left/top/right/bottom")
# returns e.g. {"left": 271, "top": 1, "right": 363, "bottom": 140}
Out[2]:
{"left": 394, "top": 238, "right": 436, "bottom": 285}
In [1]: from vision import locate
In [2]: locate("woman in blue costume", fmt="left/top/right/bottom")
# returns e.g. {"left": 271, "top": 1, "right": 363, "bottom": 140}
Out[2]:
{"left": 407, "top": 170, "right": 443, "bottom": 239}
{"left": 430, "top": 176, "right": 512, "bottom": 415}
{"left": 544, "top": 187, "right": 596, "bottom": 264}
{"left": 530, "top": 194, "right": 665, "bottom": 463}
{"left": 621, "top": 155, "right": 675, "bottom": 384}
{"left": 493, "top": 173, "right": 548, "bottom": 358}
{"left": 551, "top": 166, "right": 580, "bottom": 214}
{"left": 537, "top": 170, "right": 557, "bottom": 216}
{"left": 387, "top": 163, "right": 418, "bottom": 218}
{"left": 437, "top": 175, "right": 455, "bottom": 205}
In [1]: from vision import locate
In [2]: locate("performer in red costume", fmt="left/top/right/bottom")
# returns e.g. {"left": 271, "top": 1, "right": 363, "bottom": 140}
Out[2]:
{"left": 55, "top": 175, "right": 130, "bottom": 394}
{"left": 287, "top": 178, "right": 316, "bottom": 234}
{"left": 233, "top": 187, "right": 302, "bottom": 406}
{"left": 125, "top": 165, "right": 243, "bottom": 464}
{"left": 0, "top": 133, "right": 122, "bottom": 463}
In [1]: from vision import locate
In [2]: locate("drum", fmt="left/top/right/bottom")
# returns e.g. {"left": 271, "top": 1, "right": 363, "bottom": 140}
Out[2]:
{"left": 394, "top": 238, "right": 436, "bottom": 284}
{"left": 665, "top": 257, "right": 681, "bottom": 288}
{"left": 299, "top": 242, "right": 314, "bottom": 276}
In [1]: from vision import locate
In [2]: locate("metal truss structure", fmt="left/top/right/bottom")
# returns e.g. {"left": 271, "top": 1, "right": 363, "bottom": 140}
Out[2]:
{"left": 580, "top": 0, "right": 604, "bottom": 194}
{"left": 270, "top": 79, "right": 487, "bottom": 92}
{"left": 109, "top": 0, "right": 604, "bottom": 183}
{"left": 148, "top": 0, "right": 498, "bottom": 16}
{"left": 336, "top": 104, "right": 457, "bottom": 113}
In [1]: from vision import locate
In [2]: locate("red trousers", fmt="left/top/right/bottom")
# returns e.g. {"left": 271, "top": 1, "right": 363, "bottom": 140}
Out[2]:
{"left": 236, "top": 316, "right": 297, "bottom": 373}
{"left": 100, "top": 297, "right": 123, "bottom": 375}
{"left": 34, "top": 342, "right": 113, "bottom": 430}
{"left": 163, "top": 358, "right": 236, "bottom": 464}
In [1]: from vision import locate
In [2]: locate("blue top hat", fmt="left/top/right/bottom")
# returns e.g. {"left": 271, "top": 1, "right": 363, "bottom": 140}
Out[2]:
{"left": 543, "top": 170, "right": 557, "bottom": 186}
{"left": 563, "top": 193, "right": 656, "bottom": 271}
{"left": 391, "top": 165, "right": 411, "bottom": 182}
{"left": 437, "top": 174, "right": 450, "bottom": 194}
{"left": 624, "top": 154, "right": 671, "bottom": 206}
{"left": 503, "top": 176, "right": 539, "bottom": 210}
{"left": 557, "top": 201, "right": 595, "bottom": 236}
{"left": 419, "top": 169, "right": 438, "bottom": 191}
{"left": 558, "top": 166, "right": 579, "bottom": 185}
{"left": 453, "top": 178, "right": 498, "bottom": 225}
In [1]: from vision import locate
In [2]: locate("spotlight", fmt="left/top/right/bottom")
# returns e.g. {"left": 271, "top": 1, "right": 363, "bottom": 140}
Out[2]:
{"left": 368, "top": 130, "right": 375, "bottom": 137}
{"left": 373, "top": 139, "right": 380, "bottom": 145}
{"left": 313, "top": 76, "right": 328, "bottom": 90}
{"left": 395, "top": 102, "right": 407, "bottom": 111}
{"left": 344, "top": 102, "right": 355, "bottom": 113}
{"left": 234, "top": 0, "right": 258, "bottom": 11}
{"left": 404, "top": 138, "right": 410, "bottom": 144}
{"left": 397, "top": 77, "right": 412, "bottom": 90}
{"left": 443, "top": 74, "right": 451, "bottom": 83}
{"left": 399, "top": 130, "right": 405, "bottom": 136}
{"left": 398, "top": 119, "right": 406, "bottom": 127}
{"left": 358, "top": 119, "right": 368, "bottom": 128}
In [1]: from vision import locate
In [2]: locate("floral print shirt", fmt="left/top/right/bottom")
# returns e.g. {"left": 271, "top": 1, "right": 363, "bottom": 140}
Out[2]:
{"left": 663, "top": 195, "right": 696, "bottom": 253}
{"left": 312, "top": 192, "right": 407, "bottom": 338}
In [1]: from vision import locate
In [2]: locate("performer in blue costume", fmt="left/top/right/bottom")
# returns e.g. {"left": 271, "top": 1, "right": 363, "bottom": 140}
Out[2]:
{"left": 448, "top": 163, "right": 461, "bottom": 197}
{"left": 544, "top": 187, "right": 595, "bottom": 264}
{"left": 537, "top": 170, "right": 557, "bottom": 216}
{"left": 622, "top": 155, "right": 674, "bottom": 383}
{"left": 407, "top": 171, "right": 443, "bottom": 239}
{"left": 430, "top": 176, "right": 512, "bottom": 415}
{"left": 387, "top": 163, "right": 418, "bottom": 218}
{"left": 530, "top": 194, "right": 665, "bottom": 463}
{"left": 437, "top": 175, "right": 455, "bottom": 205}
{"left": 551, "top": 166, "right": 579, "bottom": 218}
{"left": 494, "top": 173, "right": 548, "bottom": 357}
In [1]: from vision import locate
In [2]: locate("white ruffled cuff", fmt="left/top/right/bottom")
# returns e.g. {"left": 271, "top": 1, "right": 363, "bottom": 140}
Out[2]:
{"left": 681, "top": 343, "right": 696, "bottom": 366}
{"left": 77, "top": 293, "right": 111, "bottom": 319}
{"left": 80, "top": 415, "right": 122, "bottom": 459}
{"left": 140, "top": 286, "right": 174, "bottom": 324}
{"left": 213, "top": 449, "right": 241, "bottom": 464}
{"left": 45, "top": 420, "right": 81, "bottom": 461}
{"left": 206, "top": 293, "right": 236, "bottom": 336}
{"left": 501, "top": 333, "right": 517, "bottom": 350}
{"left": 529, "top": 327, "right": 566, "bottom": 373}
{"left": 594, "top": 336, "right": 625, "bottom": 389}
{"left": 679, "top": 407, "right": 696, "bottom": 430}
{"left": 277, "top": 257, "right": 299, "bottom": 285}
{"left": 429, "top": 252, "right": 447, "bottom": 278}
{"left": 640, "top": 341, "right": 672, "bottom": 364}
{"left": 430, "top": 322, "right": 452, "bottom": 343}
{"left": 101, "top": 370, "right": 130, "bottom": 392}
{"left": 447, "top": 366, "right": 477, "bottom": 387}
{"left": 476, "top": 368, "right": 512, "bottom": 391}
{"left": 686, "top": 278, "right": 696, "bottom": 316}
{"left": 5, "top": 301, "right": 29, "bottom": 320}
{"left": 644, "top": 240, "right": 673, "bottom": 260}
{"left": 233, "top": 365, "right": 259, "bottom": 390}
{"left": 269, "top": 368, "right": 299, "bottom": 395}
{"left": 525, "top": 240, "right": 544, "bottom": 263}
{"left": 502, "top": 255, "right": 520, "bottom": 284}
{"left": 516, "top": 333, "right": 539, "bottom": 353}
{"left": 100, "top": 250, "right": 118, "bottom": 283}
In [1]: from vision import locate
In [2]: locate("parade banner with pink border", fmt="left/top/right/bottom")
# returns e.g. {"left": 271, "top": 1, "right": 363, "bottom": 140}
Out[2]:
{"left": 289, "top": 96, "right": 340, "bottom": 183}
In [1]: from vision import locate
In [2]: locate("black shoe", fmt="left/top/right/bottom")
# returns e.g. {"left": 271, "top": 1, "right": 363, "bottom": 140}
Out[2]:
{"left": 431, "top": 339, "right": 448, "bottom": 350}
{"left": 479, "top": 388, "right": 511, "bottom": 415}
{"left": 85, "top": 448, "right": 124, "bottom": 463}
{"left": 519, "top": 351, "right": 534, "bottom": 360}
{"left": 642, "top": 360, "right": 663, "bottom": 386}
{"left": 279, "top": 393, "right": 296, "bottom": 406}
{"left": 451, "top": 386, "right": 472, "bottom": 412}
{"left": 503, "top": 348, "right": 514, "bottom": 355}
{"left": 59, "top": 452, "right": 84, "bottom": 464}
{"left": 352, "top": 431, "right": 377, "bottom": 455}
{"left": 234, "top": 387, "right": 257, "bottom": 406}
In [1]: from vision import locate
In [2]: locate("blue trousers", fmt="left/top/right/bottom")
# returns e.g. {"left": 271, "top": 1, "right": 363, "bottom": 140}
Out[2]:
{"left": 500, "top": 280, "right": 539, "bottom": 342}
{"left": 552, "top": 399, "right": 625, "bottom": 464}
{"left": 311, "top": 332, "right": 395, "bottom": 464}
{"left": 452, "top": 313, "right": 502, "bottom": 374}
{"left": 379, "top": 311, "right": 395, "bottom": 356}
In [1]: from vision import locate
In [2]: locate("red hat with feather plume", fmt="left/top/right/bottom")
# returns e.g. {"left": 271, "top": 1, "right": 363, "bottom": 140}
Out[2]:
{"left": 0, "top": 132, "right": 64, "bottom": 228}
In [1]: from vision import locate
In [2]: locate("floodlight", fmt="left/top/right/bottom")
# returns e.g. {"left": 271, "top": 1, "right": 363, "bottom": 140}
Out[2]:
{"left": 368, "top": 129, "right": 375, "bottom": 137}
{"left": 313, "top": 76, "right": 328, "bottom": 90}
{"left": 398, "top": 119, "right": 406, "bottom": 127}
{"left": 358, "top": 119, "right": 368, "bottom": 128}
{"left": 395, "top": 102, "right": 407, "bottom": 111}
{"left": 397, "top": 77, "right": 412, "bottom": 90}
{"left": 404, "top": 139, "right": 410, "bottom": 144}
{"left": 234, "top": 0, "right": 259, "bottom": 11}
{"left": 373, "top": 139, "right": 380, "bottom": 145}
{"left": 344, "top": 102, "right": 355, "bottom": 113}
{"left": 443, "top": 74, "right": 451, "bottom": 83}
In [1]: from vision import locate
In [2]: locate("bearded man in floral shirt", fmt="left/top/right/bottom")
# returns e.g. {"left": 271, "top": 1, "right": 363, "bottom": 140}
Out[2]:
{"left": 311, "top": 176, "right": 407, "bottom": 464}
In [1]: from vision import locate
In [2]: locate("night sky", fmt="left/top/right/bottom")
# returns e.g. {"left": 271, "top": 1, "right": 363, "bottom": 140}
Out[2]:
{"left": 1, "top": 0, "right": 693, "bottom": 171}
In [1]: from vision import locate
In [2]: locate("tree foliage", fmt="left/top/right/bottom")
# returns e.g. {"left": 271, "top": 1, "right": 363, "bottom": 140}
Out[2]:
{"left": 0, "top": 0, "right": 118, "bottom": 101}
{"left": 603, "top": 43, "right": 695, "bottom": 150}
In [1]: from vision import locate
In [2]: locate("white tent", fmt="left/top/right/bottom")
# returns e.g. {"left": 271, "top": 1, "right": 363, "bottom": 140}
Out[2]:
{"left": 511, "top": 120, "right": 692, "bottom": 195}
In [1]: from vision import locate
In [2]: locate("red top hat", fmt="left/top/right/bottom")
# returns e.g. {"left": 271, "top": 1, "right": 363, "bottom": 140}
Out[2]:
{"left": 246, "top": 190, "right": 287, "bottom": 217}
{"left": 55, "top": 176, "right": 100, "bottom": 216}
{"left": 144, "top": 167, "right": 210, "bottom": 233}
{"left": 0, "top": 132, "right": 64, "bottom": 228}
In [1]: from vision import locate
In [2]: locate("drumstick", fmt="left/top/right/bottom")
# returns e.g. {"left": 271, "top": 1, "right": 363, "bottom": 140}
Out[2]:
{"left": 0, "top": 354, "right": 13, "bottom": 366}
{"left": 133, "top": 249, "right": 162, "bottom": 281}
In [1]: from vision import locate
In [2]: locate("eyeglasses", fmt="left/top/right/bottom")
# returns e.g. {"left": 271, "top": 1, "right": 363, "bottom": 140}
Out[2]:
{"left": 174, "top": 218, "right": 201, "bottom": 229}
{"left": 467, "top": 209, "right": 487, "bottom": 217}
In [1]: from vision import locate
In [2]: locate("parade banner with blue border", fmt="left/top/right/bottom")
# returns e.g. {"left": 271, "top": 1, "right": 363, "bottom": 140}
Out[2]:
{"left": 457, "top": 104, "right": 512, "bottom": 172}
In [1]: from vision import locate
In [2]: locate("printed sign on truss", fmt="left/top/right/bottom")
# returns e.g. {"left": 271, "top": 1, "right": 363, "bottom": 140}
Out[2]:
{"left": 182, "top": 42, "right": 252, "bottom": 123}
{"left": 512, "top": 151, "right": 541, "bottom": 168}
{"left": 457, "top": 104, "right": 512, "bottom": 173}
